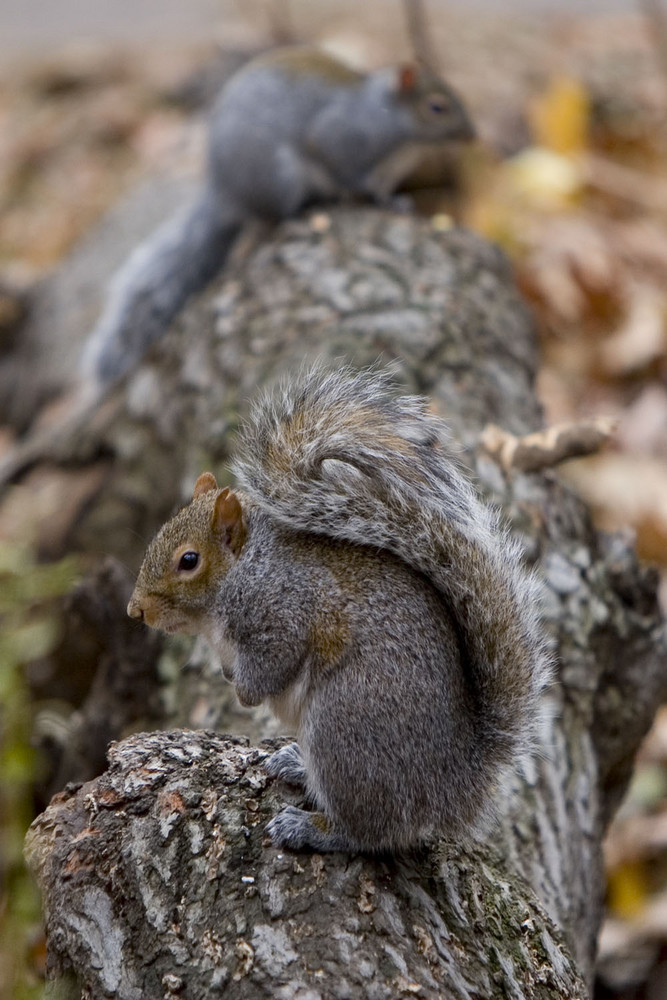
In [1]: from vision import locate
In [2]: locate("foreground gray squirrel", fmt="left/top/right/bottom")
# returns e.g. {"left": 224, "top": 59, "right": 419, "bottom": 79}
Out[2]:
{"left": 127, "top": 366, "right": 550, "bottom": 852}
{"left": 81, "top": 47, "right": 474, "bottom": 387}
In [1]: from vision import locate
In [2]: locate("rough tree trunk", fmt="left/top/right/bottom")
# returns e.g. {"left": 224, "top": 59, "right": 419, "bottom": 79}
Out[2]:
{"left": 19, "top": 207, "right": 667, "bottom": 999}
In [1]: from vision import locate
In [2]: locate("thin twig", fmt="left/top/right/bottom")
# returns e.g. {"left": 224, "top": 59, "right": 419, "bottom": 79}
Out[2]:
{"left": 266, "top": 0, "right": 295, "bottom": 45}
{"left": 480, "top": 418, "right": 617, "bottom": 474}
{"left": 402, "top": 0, "right": 441, "bottom": 74}
{"left": 640, "top": 0, "right": 667, "bottom": 94}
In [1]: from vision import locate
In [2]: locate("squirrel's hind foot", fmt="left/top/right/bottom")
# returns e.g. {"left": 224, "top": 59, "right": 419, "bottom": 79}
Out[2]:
{"left": 266, "top": 806, "right": 356, "bottom": 853}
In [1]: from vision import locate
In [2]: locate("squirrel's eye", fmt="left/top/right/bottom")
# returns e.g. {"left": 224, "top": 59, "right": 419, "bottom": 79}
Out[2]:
{"left": 427, "top": 96, "right": 450, "bottom": 115}
{"left": 177, "top": 551, "right": 199, "bottom": 572}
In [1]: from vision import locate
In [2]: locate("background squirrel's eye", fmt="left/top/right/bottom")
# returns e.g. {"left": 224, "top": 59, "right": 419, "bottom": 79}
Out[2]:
{"left": 178, "top": 551, "right": 199, "bottom": 572}
{"left": 427, "top": 96, "right": 450, "bottom": 115}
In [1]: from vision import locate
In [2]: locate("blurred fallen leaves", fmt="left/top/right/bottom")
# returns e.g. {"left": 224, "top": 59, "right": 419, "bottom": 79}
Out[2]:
{"left": 490, "top": 76, "right": 589, "bottom": 214}
{"left": 601, "top": 283, "right": 667, "bottom": 376}
{"left": 600, "top": 708, "right": 667, "bottom": 992}
{"left": 456, "top": 24, "right": 667, "bottom": 995}
{"left": 465, "top": 48, "right": 667, "bottom": 630}
{"left": 0, "top": 45, "right": 207, "bottom": 276}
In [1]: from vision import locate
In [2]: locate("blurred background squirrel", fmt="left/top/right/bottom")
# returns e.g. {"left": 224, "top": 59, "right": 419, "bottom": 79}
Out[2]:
{"left": 81, "top": 46, "right": 474, "bottom": 386}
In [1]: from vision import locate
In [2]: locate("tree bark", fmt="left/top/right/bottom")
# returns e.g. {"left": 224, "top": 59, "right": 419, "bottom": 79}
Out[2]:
{"left": 20, "top": 206, "right": 667, "bottom": 999}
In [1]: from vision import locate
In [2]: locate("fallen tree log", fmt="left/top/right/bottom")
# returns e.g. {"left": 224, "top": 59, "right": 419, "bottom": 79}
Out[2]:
{"left": 19, "top": 207, "right": 667, "bottom": 998}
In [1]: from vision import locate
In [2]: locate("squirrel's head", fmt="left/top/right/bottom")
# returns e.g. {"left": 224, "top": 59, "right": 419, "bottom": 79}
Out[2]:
{"left": 392, "top": 63, "right": 475, "bottom": 143}
{"left": 127, "top": 472, "right": 246, "bottom": 635}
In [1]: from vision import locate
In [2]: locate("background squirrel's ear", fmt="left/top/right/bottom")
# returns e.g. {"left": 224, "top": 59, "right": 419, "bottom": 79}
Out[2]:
{"left": 193, "top": 471, "right": 218, "bottom": 499}
{"left": 397, "top": 64, "right": 417, "bottom": 94}
{"left": 211, "top": 490, "right": 246, "bottom": 556}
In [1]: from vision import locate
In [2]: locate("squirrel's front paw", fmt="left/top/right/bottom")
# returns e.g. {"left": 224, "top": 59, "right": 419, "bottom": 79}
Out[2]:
{"left": 234, "top": 683, "right": 263, "bottom": 708}
{"left": 265, "top": 743, "right": 307, "bottom": 787}
{"left": 266, "top": 806, "right": 355, "bottom": 853}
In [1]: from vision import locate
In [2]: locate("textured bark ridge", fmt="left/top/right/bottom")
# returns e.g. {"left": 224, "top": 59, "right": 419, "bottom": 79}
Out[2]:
{"left": 26, "top": 733, "right": 586, "bottom": 1000}
{"left": 21, "top": 207, "right": 667, "bottom": 999}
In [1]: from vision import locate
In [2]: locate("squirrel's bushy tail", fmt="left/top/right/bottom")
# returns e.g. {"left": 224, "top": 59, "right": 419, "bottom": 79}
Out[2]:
{"left": 81, "top": 185, "right": 241, "bottom": 385}
{"left": 234, "top": 365, "right": 551, "bottom": 768}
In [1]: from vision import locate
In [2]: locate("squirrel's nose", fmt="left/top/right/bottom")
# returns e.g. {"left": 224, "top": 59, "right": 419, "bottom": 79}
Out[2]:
{"left": 127, "top": 598, "right": 144, "bottom": 621}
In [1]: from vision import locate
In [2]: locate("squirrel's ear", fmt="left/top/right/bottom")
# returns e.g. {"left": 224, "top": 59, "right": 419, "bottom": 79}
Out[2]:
{"left": 397, "top": 64, "right": 417, "bottom": 94}
{"left": 211, "top": 489, "right": 246, "bottom": 556}
{"left": 193, "top": 471, "right": 218, "bottom": 500}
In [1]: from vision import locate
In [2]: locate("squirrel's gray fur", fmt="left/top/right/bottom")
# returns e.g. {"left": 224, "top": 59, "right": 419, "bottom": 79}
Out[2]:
{"left": 81, "top": 47, "right": 473, "bottom": 385}
{"left": 230, "top": 366, "right": 551, "bottom": 851}
{"left": 129, "top": 366, "right": 550, "bottom": 853}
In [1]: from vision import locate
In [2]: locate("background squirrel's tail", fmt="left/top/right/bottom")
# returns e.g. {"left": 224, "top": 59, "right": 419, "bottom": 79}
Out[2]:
{"left": 81, "top": 185, "right": 241, "bottom": 386}
{"left": 234, "top": 365, "right": 551, "bottom": 769}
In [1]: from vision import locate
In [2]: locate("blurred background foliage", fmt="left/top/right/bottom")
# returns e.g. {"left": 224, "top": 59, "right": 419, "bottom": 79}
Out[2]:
{"left": 0, "top": 545, "right": 78, "bottom": 999}
{"left": 1, "top": 1, "right": 667, "bottom": 997}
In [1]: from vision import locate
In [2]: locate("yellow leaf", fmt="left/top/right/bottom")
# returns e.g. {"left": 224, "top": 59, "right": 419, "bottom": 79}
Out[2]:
{"left": 504, "top": 148, "right": 582, "bottom": 211}
{"left": 607, "top": 860, "right": 649, "bottom": 920}
{"left": 530, "top": 76, "right": 589, "bottom": 155}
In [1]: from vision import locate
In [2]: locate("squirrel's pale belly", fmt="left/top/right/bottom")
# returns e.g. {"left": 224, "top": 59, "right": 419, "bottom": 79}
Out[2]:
{"left": 269, "top": 668, "right": 313, "bottom": 732}
{"left": 202, "top": 618, "right": 236, "bottom": 677}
